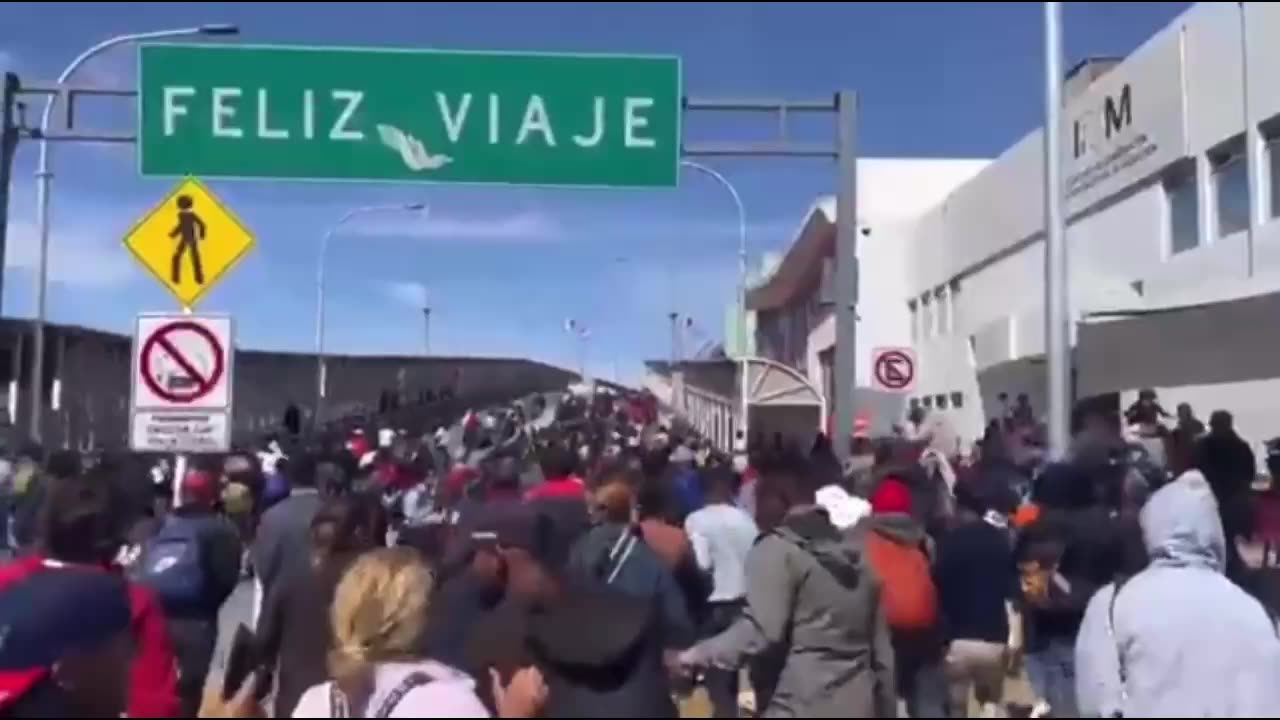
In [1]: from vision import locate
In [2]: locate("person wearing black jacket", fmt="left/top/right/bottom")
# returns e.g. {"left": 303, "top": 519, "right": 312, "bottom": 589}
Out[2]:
{"left": 934, "top": 483, "right": 1016, "bottom": 718}
{"left": 256, "top": 491, "right": 386, "bottom": 717}
{"left": 1017, "top": 460, "right": 1126, "bottom": 719}
{"left": 465, "top": 506, "right": 680, "bottom": 718}
{"left": 161, "top": 470, "right": 243, "bottom": 717}
{"left": 1195, "top": 410, "right": 1257, "bottom": 584}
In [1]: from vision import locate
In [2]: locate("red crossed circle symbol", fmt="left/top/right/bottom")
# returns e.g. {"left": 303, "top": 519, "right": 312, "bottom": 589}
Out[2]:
{"left": 874, "top": 350, "right": 915, "bottom": 390}
{"left": 140, "top": 321, "right": 225, "bottom": 404}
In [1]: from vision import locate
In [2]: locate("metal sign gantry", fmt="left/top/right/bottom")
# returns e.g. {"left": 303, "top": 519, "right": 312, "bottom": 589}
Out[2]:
{"left": 1, "top": 67, "right": 861, "bottom": 460}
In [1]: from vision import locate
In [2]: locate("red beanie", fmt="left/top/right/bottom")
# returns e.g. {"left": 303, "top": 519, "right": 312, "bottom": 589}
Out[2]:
{"left": 181, "top": 470, "right": 219, "bottom": 506}
{"left": 871, "top": 478, "right": 913, "bottom": 515}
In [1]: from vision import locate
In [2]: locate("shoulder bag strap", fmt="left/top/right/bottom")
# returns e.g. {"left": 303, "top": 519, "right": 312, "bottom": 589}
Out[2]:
{"left": 373, "top": 672, "right": 432, "bottom": 718}
{"left": 605, "top": 526, "right": 640, "bottom": 585}
{"left": 1107, "top": 579, "right": 1130, "bottom": 716}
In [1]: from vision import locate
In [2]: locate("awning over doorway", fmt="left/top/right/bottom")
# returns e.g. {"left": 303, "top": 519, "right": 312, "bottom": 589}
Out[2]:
{"left": 1076, "top": 289, "right": 1280, "bottom": 396}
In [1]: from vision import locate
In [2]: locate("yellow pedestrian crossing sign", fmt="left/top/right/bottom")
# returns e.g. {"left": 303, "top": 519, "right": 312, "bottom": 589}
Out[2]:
{"left": 123, "top": 177, "right": 255, "bottom": 308}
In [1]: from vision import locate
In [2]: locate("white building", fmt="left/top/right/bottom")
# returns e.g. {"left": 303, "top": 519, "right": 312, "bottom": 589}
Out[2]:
{"left": 747, "top": 2, "right": 1280, "bottom": 451}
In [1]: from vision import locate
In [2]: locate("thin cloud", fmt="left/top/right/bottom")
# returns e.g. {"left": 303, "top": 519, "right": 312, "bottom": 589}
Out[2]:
{"left": 354, "top": 210, "right": 564, "bottom": 244}
{"left": 76, "top": 45, "right": 136, "bottom": 88}
{"left": 384, "top": 280, "right": 429, "bottom": 309}
{"left": 5, "top": 217, "right": 134, "bottom": 290}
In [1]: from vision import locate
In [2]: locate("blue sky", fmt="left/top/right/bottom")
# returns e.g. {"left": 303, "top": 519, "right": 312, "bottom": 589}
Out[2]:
{"left": 1, "top": 1, "right": 1190, "bottom": 381}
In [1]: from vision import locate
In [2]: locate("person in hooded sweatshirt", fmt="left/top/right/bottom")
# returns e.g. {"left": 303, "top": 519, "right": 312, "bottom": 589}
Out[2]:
{"left": 678, "top": 453, "right": 896, "bottom": 718}
{"left": 855, "top": 477, "right": 946, "bottom": 718}
{"left": 570, "top": 475, "right": 694, "bottom": 650}
{"left": 1075, "top": 470, "right": 1280, "bottom": 718}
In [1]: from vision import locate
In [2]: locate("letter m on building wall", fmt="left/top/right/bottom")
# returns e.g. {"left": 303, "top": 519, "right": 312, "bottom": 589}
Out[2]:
{"left": 1104, "top": 84, "right": 1133, "bottom": 140}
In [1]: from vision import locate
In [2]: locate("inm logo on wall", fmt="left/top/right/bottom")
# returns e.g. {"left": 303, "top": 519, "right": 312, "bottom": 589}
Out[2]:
{"left": 1072, "top": 83, "right": 1133, "bottom": 161}
{"left": 1065, "top": 81, "right": 1158, "bottom": 204}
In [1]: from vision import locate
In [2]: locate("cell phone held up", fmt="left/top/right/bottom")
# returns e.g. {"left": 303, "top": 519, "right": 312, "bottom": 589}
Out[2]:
{"left": 222, "top": 624, "right": 271, "bottom": 702}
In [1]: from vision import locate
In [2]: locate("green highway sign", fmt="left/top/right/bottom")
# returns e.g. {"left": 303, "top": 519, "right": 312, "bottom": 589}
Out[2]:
{"left": 139, "top": 44, "right": 682, "bottom": 188}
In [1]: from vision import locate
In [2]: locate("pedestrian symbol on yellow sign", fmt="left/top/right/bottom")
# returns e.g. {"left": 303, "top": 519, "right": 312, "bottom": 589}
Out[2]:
{"left": 170, "top": 195, "right": 206, "bottom": 285}
{"left": 123, "top": 177, "right": 255, "bottom": 308}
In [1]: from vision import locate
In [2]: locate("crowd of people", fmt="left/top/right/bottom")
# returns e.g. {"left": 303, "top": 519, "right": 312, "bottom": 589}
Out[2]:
{"left": 1, "top": 385, "right": 1280, "bottom": 718}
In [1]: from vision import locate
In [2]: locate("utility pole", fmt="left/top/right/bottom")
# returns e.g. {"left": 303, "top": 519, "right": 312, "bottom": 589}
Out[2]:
{"left": 679, "top": 94, "right": 857, "bottom": 458}
{"left": 422, "top": 306, "right": 431, "bottom": 356}
{"left": 0, "top": 73, "right": 19, "bottom": 319}
{"left": 668, "top": 311, "right": 681, "bottom": 364}
{"left": 832, "top": 91, "right": 860, "bottom": 461}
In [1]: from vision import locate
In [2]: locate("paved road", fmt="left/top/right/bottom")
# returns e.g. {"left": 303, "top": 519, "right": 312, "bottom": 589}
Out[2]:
{"left": 205, "top": 578, "right": 255, "bottom": 694}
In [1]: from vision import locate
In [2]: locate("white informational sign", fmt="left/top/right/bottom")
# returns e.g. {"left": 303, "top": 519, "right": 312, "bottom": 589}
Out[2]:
{"left": 131, "top": 313, "right": 233, "bottom": 453}
{"left": 871, "top": 346, "right": 917, "bottom": 394}
{"left": 131, "top": 410, "right": 231, "bottom": 453}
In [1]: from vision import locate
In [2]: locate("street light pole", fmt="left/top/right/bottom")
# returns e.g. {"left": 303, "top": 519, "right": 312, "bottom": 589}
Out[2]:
{"left": 314, "top": 203, "right": 426, "bottom": 430}
{"left": 28, "top": 24, "right": 239, "bottom": 442}
{"left": 681, "top": 160, "right": 748, "bottom": 357}
{"left": 1043, "top": 1, "right": 1071, "bottom": 458}
{"left": 563, "top": 319, "right": 591, "bottom": 384}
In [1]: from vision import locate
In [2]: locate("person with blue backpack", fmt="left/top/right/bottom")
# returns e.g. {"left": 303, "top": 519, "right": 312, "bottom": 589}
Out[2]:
{"left": 133, "top": 468, "right": 242, "bottom": 716}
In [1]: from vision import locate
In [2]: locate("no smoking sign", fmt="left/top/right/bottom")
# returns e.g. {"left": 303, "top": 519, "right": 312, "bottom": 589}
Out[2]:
{"left": 132, "top": 314, "right": 233, "bottom": 410}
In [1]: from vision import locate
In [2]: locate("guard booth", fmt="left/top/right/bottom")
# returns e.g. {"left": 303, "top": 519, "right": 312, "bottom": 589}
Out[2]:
{"left": 652, "top": 357, "right": 825, "bottom": 454}
{"left": 740, "top": 357, "right": 826, "bottom": 453}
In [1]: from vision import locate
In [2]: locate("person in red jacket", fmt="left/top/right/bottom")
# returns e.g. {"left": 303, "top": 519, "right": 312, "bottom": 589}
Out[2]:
{"left": 0, "top": 470, "right": 181, "bottom": 718}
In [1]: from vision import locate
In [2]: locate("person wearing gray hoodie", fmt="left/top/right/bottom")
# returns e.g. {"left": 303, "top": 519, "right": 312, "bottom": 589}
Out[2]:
{"left": 1075, "top": 469, "right": 1280, "bottom": 718}
{"left": 678, "top": 455, "right": 896, "bottom": 718}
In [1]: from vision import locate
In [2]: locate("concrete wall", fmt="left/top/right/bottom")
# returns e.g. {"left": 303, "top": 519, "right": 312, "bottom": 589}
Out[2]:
{"left": 0, "top": 319, "right": 574, "bottom": 450}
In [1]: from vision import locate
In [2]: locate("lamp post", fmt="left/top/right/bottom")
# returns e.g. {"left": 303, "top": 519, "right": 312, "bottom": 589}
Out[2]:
{"left": 681, "top": 160, "right": 749, "bottom": 451}
{"left": 28, "top": 23, "right": 240, "bottom": 442}
{"left": 681, "top": 160, "right": 748, "bottom": 357}
{"left": 564, "top": 319, "right": 591, "bottom": 384}
{"left": 314, "top": 203, "right": 427, "bottom": 429}
{"left": 422, "top": 306, "right": 432, "bottom": 356}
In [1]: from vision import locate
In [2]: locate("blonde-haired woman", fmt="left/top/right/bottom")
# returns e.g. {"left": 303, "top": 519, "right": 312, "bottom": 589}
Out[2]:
{"left": 292, "top": 547, "right": 546, "bottom": 718}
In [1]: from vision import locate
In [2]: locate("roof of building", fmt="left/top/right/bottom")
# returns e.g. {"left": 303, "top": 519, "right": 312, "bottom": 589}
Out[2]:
{"left": 744, "top": 158, "right": 990, "bottom": 312}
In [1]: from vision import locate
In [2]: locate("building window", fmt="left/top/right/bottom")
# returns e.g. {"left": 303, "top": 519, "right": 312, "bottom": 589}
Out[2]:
{"left": 922, "top": 396, "right": 933, "bottom": 409}
{"left": 1268, "top": 134, "right": 1280, "bottom": 220}
{"left": 949, "top": 279, "right": 962, "bottom": 333}
{"left": 1212, "top": 139, "right": 1250, "bottom": 238}
{"left": 935, "top": 394, "right": 949, "bottom": 410}
{"left": 1166, "top": 165, "right": 1199, "bottom": 255}
{"left": 935, "top": 287, "right": 950, "bottom": 336}
{"left": 951, "top": 391, "right": 964, "bottom": 409}
{"left": 908, "top": 300, "right": 919, "bottom": 344}
{"left": 920, "top": 295, "right": 933, "bottom": 340}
